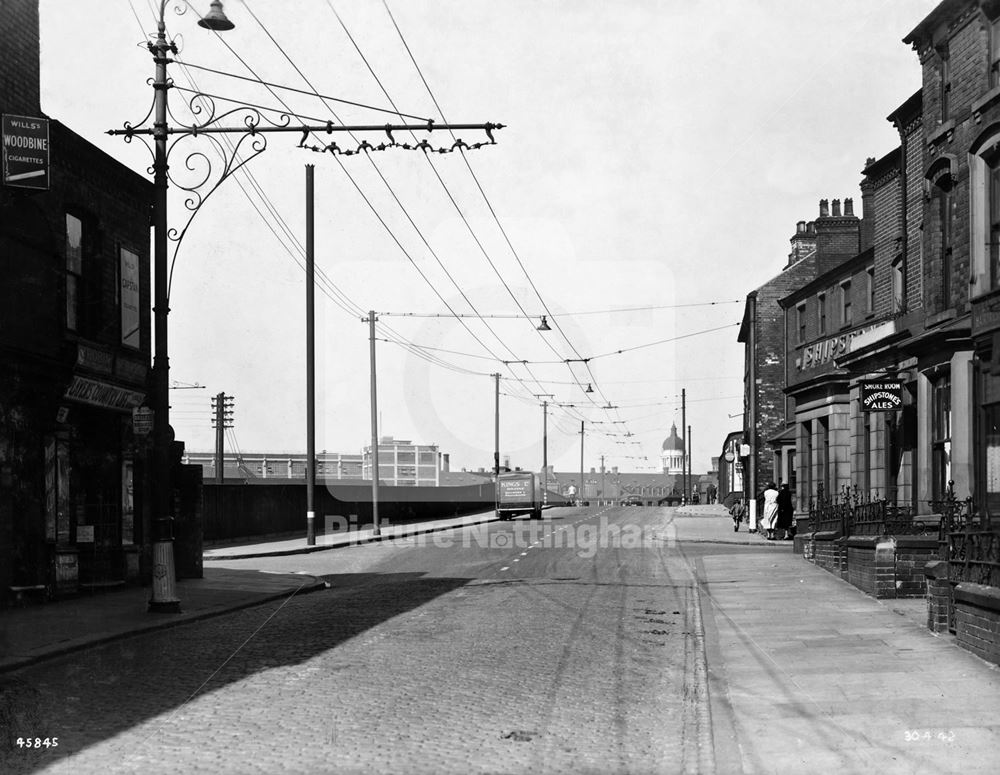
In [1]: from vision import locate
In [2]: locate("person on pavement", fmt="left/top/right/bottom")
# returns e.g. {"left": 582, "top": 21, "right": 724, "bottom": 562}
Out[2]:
{"left": 776, "top": 483, "right": 795, "bottom": 540}
{"left": 761, "top": 482, "right": 779, "bottom": 540}
{"left": 729, "top": 498, "right": 746, "bottom": 532}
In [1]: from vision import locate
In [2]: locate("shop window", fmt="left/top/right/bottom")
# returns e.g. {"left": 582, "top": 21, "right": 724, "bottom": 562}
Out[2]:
{"left": 801, "top": 421, "right": 813, "bottom": 498}
{"left": 863, "top": 411, "right": 872, "bottom": 494}
{"left": 817, "top": 293, "right": 826, "bottom": 335}
{"left": 120, "top": 246, "right": 141, "bottom": 348}
{"left": 932, "top": 375, "right": 952, "bottom": 502}
{"left": 818, "top": 417, "right": 830, "bottom": 497}
{"left": 983, "top": 372, "right": 1000, "bottom": 515}
{"left": 66, "top": 214, "right": 83, "bottom": 331}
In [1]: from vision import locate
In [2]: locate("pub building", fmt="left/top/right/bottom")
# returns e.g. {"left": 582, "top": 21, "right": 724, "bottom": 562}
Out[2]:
{"left": 1, "top": 0, "right": 155, "bottom": 601}
{"left": 779, "top": 94, "right": 927, "bottom": 510}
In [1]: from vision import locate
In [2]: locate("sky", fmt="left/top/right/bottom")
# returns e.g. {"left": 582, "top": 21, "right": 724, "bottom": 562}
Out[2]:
{"left": 38, "top": 0, "right": 940, "bottom": 476}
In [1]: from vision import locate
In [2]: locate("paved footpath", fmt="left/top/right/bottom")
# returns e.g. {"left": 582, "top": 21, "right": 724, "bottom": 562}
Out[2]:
{"left": 0, "top": 569, "right": 327, "bottom": 674}
{"left": 688, "top": 541, "right": 1000, "bottom": 774}
{"left": 1, "top": 509, "right": 499, "bottom": 674}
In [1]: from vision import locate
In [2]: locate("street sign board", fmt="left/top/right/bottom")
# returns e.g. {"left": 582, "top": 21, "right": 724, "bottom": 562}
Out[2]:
{"left": 860, "top": 381, "right": 903, "bottom": 412}
{"left": 132, "top": 406, "right": 154, "bottom": 435}
{"left": 2, "top": 114, "right": 50, "bottom": 190}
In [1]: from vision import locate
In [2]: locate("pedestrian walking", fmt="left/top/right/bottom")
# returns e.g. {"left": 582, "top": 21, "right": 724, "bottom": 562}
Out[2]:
{"left": 761, "top": 482, "right": 779, "bottom": 540}
{"left": 776, "top": 483, "right": 795, "bottom": 540}
{"left": 729, "top": 498, "right": 746, "bottom": 532}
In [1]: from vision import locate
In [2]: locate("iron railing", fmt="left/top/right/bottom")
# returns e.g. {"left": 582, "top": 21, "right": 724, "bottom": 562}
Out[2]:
{"left": 933, "top": 482, "right": 999, "bottom": 588}
{"left": 808, "top": 484, "right": 928, "bottom": 536}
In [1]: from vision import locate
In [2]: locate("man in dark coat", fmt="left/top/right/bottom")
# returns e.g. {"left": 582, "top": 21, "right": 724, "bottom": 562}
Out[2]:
{"left": 776, "top": 483, "right": 795, "bottom": 540}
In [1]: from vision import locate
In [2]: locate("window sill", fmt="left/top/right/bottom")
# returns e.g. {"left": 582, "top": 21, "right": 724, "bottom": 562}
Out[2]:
{"left": 973, "top": 86, "right": 1000, "bottom": 122}
{"left": 925, "top": 308, "right": 957, "bottom": 328}
{"left": 927, "top": 119, "right": 955, "bottom": 147}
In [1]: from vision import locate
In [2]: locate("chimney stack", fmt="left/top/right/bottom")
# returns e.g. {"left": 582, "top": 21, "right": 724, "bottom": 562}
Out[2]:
{"left": 442, "top": 453, "right": 450, "bottom": 473}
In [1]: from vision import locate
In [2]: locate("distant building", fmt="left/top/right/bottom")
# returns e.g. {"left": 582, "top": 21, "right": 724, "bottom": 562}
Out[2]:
{"left": 363, "top": 436, "right": 441, "bottom": 487}
{"left": 184, "top": 436, "right": 447, "bottom": 487}
{"left": 183, "top": 451, "right": 364, "bottom": 481}
{"left": 543, "top": 463, "right": 717, "bottom": 505}
{"left": 660, "top": 423, "right": 685, "bottom": 474}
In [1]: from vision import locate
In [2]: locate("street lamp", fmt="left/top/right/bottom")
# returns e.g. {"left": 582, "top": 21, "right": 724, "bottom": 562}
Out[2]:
{"left": 148, "top": 1, "right": 235, "bottom": 612}
{"left": 110, "top": 2, "right": 504, "bottom": 610}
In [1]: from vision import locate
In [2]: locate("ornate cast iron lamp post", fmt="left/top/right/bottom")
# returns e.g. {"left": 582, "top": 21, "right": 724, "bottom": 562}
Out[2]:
{"left": 110, "top": 1, "right": 503, "bottom": 611}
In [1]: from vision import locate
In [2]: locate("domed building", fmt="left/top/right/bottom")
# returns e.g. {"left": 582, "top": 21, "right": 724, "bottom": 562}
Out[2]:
{"left": 661, "top": 423, "right": 685, "bottom": 475}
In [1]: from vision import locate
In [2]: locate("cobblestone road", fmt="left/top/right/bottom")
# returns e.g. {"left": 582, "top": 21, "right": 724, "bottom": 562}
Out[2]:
{"left": 5, "top": 507, "right": 715, "bottom": 775}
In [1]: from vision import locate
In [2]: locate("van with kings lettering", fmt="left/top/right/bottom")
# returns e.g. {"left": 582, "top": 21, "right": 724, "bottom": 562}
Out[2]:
{"left": 497, "top": 471, "right": 542, "bottom": 520}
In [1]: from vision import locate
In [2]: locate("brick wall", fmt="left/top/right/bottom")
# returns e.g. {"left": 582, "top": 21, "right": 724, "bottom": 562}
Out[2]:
{"left": 924, "top": 560, "right": 951, "bottom": 634}
{"left": 953, "top": 583, "right": 1000, "bottom": 666}
{"left": 917, "top": 7, "right": 994, "bottom": 316}
{"left": 0, "top": 0, "right": 41, "bottom": 116}
{"left": 846, "top": 538, "right": 896, "bottom": 598}
{"left": 903, "top": 121, "right": 925, "bottom": 313}
{"left": 868, "top": 158, "right": 902, "bottom": 319}
{"left": 813, "top": 533, "right": 842, "bottom": 574}
{"left": 893, "top": 538, "right": 938, "bottom": 598}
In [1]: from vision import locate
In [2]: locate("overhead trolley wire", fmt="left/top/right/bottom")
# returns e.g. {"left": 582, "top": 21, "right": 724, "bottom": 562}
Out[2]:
{"left": 381, "top": 0, "right": 616, "bottom": 415}
{"left": 242, "top": 1, "right": 552, "bottom": 401}
{"left": 155, "top": 43, "right": 501, "bottom": 379}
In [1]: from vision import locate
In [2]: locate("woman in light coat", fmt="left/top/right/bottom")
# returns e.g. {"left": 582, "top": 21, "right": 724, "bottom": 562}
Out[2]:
{"left": 761, "top": 482, "right": 780, "bottom": 540}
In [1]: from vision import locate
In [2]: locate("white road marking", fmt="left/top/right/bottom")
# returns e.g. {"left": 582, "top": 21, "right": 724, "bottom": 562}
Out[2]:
{"left": 499, "top": 566, "right": 509, "bottom": 571}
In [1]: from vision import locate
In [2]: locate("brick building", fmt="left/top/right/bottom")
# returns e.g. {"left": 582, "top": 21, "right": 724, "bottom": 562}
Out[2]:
{"left": 1, "top": 0, "right": 154, "bottom": 600}
{"left": 738, "top": 200, "right": 861, "bottom": 504}
{"left": 754, "top": 0, "right": 1000, "bottom": 666}
{"left": 902, "top": 0, "right": 1000, "bottom": 517}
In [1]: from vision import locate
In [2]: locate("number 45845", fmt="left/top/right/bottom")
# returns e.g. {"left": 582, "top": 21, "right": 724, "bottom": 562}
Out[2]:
{"left": 16, "top": 738, "right": 58, "bottom": 748}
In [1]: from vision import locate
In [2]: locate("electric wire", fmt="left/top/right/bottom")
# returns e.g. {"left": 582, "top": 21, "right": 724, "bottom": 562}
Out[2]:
{"left": 381, "top": 0, "right": 615, "bottom": 414}
{"left": 177, "top": 60, "right": 431, "bottom": 120}
{"left": 240, "top": 1, "right": 565, "bottom": 409}
{"left": 135, "top": 2, "right": 503, "bottom": 384}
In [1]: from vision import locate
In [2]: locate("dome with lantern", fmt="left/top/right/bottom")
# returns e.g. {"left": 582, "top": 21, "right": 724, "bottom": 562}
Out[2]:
{"left": 661, "top": 423, "right": 685, "bottom": 474}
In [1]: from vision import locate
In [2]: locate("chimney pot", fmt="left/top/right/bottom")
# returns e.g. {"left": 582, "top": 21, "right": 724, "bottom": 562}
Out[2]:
{"left": 797, "top": 220, "right": 806, "bottom": 234}
{"left": 844, "top": 197, "right": 854, "bottom": 217}
{"left": 819, "top": 199, "right": 830, "bottom": 218}
{"left": 832, "top": 199, "right": 842, "bottom": 217}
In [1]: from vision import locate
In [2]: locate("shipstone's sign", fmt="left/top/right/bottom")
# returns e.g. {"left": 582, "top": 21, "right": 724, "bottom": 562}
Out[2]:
{"left": 860, "top": 381, "right": 903, "bottom": 412}
{"left": 796, "top": 325, "right": 877, "bottom": 371}
{"left": 2, "top": 114, "right": 49, "bottom": 189}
